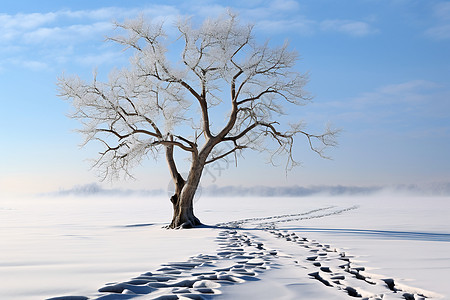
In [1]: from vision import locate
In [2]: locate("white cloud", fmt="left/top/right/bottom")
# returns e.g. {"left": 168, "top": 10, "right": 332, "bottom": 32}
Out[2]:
{"left": 23, "top": 22, "right": 112, "bottom": 44}
{"left": 56, "top": 6, "right": 180, "bottom": 22}
{"left": 188, "top": 3, "right": 228, "bottom": 19}
{"left": 0, "top": 3, "right": 379, "bottom": 72}
{"left": 425, "top": 1, "right": 450, "bottom": 40}
{"left": 353, "top": 80, "right": 443, "bottom": 110}
{"left": 218, "top": 2, "right": 375, "bottom": 37}
{"left": 0, "top": 5, "right": 181, "bottom": 45}
{"left": 0, "top": 12, "right": 56, "bottom": 41}
{"left": 75, "top": 51, "right": 126, "bottom": 67}
{"left": 60, "top": 7, "right": 126, "bottom": 20}
{"left": 425, "top": 24, "right": 450, "bottom": 40}
{"left": 378, "top": 80, "right": 439, "bottom": 95}
{"left": 318, "top": 80, "right": 450, "bottom": 139}
{"left": 257, "top": 18, "right": 316, "bottom": 35}
{"left": 268, "top": 0, "right": 301, "bottom": 12}
{"left": 433, "top": 2, "right": 450, "bottom": 20}
{"left": 320, "top": 19, "right": 375, "bottom": 37}
{"left": 0, "top": 6, "right": 182, "bottom": 71}
{"left": 0, "top": 58, "right": 49, "bottom": 71}
{"left": 20, "top": 60, "right": 49, "bottom": 71}
{"left": 191, "top": 3, "right": 371, "bottom": 37}
{"left": 0, "top": 12, "right": 57, "bottom": 30}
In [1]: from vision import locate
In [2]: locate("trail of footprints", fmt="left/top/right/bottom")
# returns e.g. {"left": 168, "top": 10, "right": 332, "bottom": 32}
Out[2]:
{"left": 268, "top": 230, "right": 433, "bottom": 300}
{"left": 49, "top": 230, "right": 276, "bottom": 300}
{"left": 218, "top": 209, "right": 435, "bottom": 299}
{"left": 49, "top": 209, "right": 437, "bottom": 300}
{"left": 217, "top": 205, "right": 360, "bottom": 230}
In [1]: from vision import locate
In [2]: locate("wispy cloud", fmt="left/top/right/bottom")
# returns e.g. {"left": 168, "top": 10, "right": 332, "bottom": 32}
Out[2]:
{"left": 361, "top": 80, "right": 441, "bottom": 107}
{"left": 74, "top": 51, "right": 127, "bottom": 67}
{"left": 269, "top": 0, "right": 301, "bottom": 12}
{"left": 433, "top": 1, "right": 450, "bottom": 20}
{"left": 426, "top": 24, "right": 450, "bottom": 40}
{"left": 315, "top": 79, "right": 450, "bottom": 139}
{"left": 425, "top": 1, "right": 450, "bottom": 40}
{"left": 320, "top": 19, "right": 376, "bottom": 37}
{"left": 0, "top": 12, "right": 57, "bottom": 38}
{"left": 183, "top": 1, "right": 375, "bottom": 37}
{"left": 241, "top": 3, "right": 375, "bottom": 37}
{"left": 0, "top": 6, "right": 181, "bottom": 71}
{"left": 377, "top": 80, "right": 439, "bottom": 95}
{"left": 23, "top": 22, "right": 113, "bottom": 44}
{"left": 0, "top": 3, "right": 379, "bottom": 72}
{"left": 16, "top": 59, "right": 50, "bottom": 71}
{"left": 0, "top": 7, "right": 178, "bottom": 45}
{"left": 320, "top": 80, "right": 442, "bottom": 110}
{"left": 256, "top": 18, "right": 316, "bottom": 35}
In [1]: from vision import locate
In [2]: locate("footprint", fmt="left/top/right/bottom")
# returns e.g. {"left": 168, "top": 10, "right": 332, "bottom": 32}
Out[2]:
{"left": 245, "top": 258, "right": 265, "bottom": 266}
{"left": 320, "top": 266, "right": 332, "bottom": 273}
{"left": 98, "top": 283, "right": 156, "bottom": 294}
{"left": 308, "top": 271, "right": 332, "bottom": 287}
{"left": 344, "top": 286, "right": 361, "bottom": 297}
{"left": 232, "top": 269, "right": 257, "bottom": 276}
{"left": 47, "top": 297, "right": 89, "bottom": 300}
{"left": 193, "top": 280, "right": 221, "bottom": 289}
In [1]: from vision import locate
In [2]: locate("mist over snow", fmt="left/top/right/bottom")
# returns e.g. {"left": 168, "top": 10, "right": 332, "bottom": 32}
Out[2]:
{"left": 49, "top": 183, "right": 165, "bottom": 197}
{"left": 47, "top": 181, "right": 450, "bottom": 198}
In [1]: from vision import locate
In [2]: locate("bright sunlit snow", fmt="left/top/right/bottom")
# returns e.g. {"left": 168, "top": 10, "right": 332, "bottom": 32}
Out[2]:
{"left": 1, "top": 194, "right": 449, "bottom": 299}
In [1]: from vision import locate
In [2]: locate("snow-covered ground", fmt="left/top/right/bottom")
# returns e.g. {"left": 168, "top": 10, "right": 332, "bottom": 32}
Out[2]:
{"left": 1, "top": 194, "right": 449, "bottom": 299}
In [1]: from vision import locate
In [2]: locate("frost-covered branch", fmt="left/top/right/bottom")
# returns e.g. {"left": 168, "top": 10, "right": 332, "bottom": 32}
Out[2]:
{"left": 58, "top": 11, "right": 338, "bottom": 182}
{"left": 205, "top": 144, "right": 246, "bottom": 165}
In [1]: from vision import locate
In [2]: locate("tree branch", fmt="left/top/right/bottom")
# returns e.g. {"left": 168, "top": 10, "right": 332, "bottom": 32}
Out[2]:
{"left": 205, "top": 144, "right": 246, "bottom": 164}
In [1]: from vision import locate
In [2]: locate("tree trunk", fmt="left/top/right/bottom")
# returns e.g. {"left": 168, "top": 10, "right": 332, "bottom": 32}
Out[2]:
{"left": 165, "top": 136, "right": 215, "bottom": 229}
{"left": 166, "top": 142, "right": 204, "bottom": 229}
{"left": 168, "top": 164, "right": 203, "bottom": 229}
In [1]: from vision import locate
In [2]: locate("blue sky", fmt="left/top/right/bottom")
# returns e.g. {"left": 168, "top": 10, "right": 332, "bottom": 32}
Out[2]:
{"left": 0, "top": 0, "right": 449, "bottom": 196}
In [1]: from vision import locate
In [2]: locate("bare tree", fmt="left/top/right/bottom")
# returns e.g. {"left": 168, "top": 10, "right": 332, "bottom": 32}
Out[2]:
{"left": 57, "top": 12, "right": 338, "bottom": 229}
